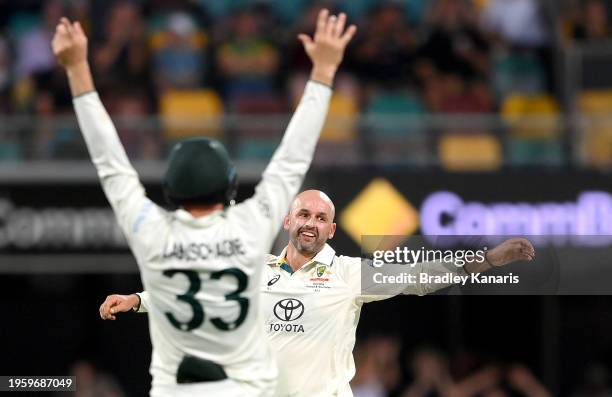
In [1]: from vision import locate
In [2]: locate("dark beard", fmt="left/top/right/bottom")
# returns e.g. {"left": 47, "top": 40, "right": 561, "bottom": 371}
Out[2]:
{"left": 291, "top": 233, "right": 319, "bottom": 256}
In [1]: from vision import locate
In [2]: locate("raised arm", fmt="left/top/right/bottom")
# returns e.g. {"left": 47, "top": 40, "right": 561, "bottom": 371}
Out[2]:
{"left": 232, "top": 10, "right": 356, "bottom": 241}
{"left": 53, "top": 18, "right": 162, "bottom": 248}
{"left": 356, "top": 238, "right": 535, "bottom": 301}
{"left": 402, "top": 237, "right": 535, "bottom": 295}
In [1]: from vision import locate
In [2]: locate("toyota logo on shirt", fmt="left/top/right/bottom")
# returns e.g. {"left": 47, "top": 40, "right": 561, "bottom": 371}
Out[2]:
{"left": 273, "top": 299, "right": 305, "bottom": 321}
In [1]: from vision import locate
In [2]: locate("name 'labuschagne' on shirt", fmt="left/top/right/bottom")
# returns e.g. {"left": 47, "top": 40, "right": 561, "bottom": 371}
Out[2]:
{"left": 163, "top": 239, "right": 246, "bottom": 261}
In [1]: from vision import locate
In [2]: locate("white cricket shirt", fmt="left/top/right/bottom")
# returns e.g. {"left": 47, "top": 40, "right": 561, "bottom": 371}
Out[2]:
{"left": 73, "top": 80, "right": 332, "bottom": 395}
{"left": 260, "top": 244, "right": 465, "bottom": 397}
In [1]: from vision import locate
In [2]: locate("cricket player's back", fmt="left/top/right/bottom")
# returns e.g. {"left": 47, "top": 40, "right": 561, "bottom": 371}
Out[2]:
{"left": 131, "top": 204, "right": 277, "bottom": 392}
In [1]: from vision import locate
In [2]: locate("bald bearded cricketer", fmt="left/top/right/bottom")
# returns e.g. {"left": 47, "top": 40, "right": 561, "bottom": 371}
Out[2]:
{"left": 101, "top": 190, "right": 535, "bottom": 397}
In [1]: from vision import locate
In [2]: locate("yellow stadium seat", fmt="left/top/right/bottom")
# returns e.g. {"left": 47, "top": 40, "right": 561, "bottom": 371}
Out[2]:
{"left": 474, "top": 0, "right": 491, "bottom": 11}
{"left": 578, "top": 90, "right": 612, "bottom": 167}
{"left": 581, "top": 129, "right": 612, "bottom": 167}
{"left": 160, "top": 89, "right": 223, "bottom": 140}
{"left": 579, "top": 89, "right": 612, "bottom": 113}
{"left": 501, "top": 94, "right": 560, "bottom": 139}
{"left": 320, "top": 93, "right": 357, "bottom": 142}
{"left": 439, "top": 133, "right": 503, "bottom": 171}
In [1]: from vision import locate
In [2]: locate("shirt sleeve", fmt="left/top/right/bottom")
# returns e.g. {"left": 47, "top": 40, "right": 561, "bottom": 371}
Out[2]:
{"left": 347, "top": 257, "right": 469, "bottom": 303}
{"left": 72, "top": 92, "right": 165, "bottom": 257}
{"left": 134, "top": 291, "right": 149, "bottom": 313}
{"left": 227, "top": 81, "right": 332, "bottom": 248}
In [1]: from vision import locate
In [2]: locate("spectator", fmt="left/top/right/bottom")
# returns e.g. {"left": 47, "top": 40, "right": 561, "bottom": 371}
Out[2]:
{"left": 30, "top": 90, "right": 57, "bottom": 159}
{"left": 352, "top": 336, "right": 403, "bottom": 397}
{"left": 572, "top": 362, "right": 612, "bottom": 397}
{"left": 215, "top": 7, "right": 280, "bottom": 102}
{"left": 401, "top": 348, "right": 453, "bottom": 397}
{"left": 105, "top": 90, "right": 160, "bottom": 159}
{"left": 419, "top": 0, "right": 490, "bottom": 80}
{"left": 0, "top": 36, "right": 10, "bottom": 112}
{"left": 69, "top": 360, "right": 126, "bottom": 397}
{"left": 480, "top": 0, "right": 549, "bottom": 48}
{"left": 284, "top": 2, "right": 334, "bottom": 75}
{"left": 353, "top": 3, "right": 417, "bottom": 87}
{"left": 150, "top": 12, "right": 209, "bottom": 91}
{"left": 572, "top": 0, "right": 611, "bottom": 42}
{"left": 14, "top": 0, "right": 63, "bottom": 80}
{"left": 505, "top": 365, "right": 552, "bottom": 397}
{"left": 93, "top": 1, "right": 150, "bottom": 92}
{"left": 439, "top": 77, "right": 494, "bottom": 113}
{"left": 352, "top": 340, "right": 387, "bottom": 397}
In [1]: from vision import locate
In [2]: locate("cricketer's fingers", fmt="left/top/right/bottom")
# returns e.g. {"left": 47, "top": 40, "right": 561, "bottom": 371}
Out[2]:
{"left": 333, "top": 13, "right": 347, "bottom": 38}
{"left": 315, "top": 9, "right": 329, "bottom": 39}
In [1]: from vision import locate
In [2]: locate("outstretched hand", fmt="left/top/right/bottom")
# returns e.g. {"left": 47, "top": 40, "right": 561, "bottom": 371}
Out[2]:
{"left": 298, "top": 9, "right": 357, "bottom": 86}
{"left": 486, "top": 238, "right": 535, "bottom": 267}
{"left": 52, "top": 17, "right": 88, "bottom": 69}
{"left": 99, "top": 294, "right": 140, "bottom": 320}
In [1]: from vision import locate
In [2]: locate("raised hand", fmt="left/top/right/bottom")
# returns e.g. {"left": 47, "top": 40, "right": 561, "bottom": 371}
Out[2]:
{"left": 52, "top": 17, "right": 88, "bottom": 69}
{"left": 298, "top": 9, "right": 357, "bottom": 86}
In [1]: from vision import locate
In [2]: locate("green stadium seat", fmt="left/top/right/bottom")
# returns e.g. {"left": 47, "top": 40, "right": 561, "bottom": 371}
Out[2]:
{"left": 366, "top": 92, "right": 425, "bottom": 137}
{"left": 508, "top": 138, "right": 563, "bottom": 166}
{"left": 0, "top": 142, "right": 22, "bottom": 162}
{"left": 237, "top": 140, "right": 277, "bottom": 161}
{"left": 493, "top": 52, "right": 546, "bottom": 100}
{"left": 365, "top": 91, "right": 428, "bottom": 165}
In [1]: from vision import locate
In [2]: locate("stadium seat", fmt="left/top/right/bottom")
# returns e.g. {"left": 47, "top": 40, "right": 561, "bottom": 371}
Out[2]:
{"left": 580, "top": 130, "right": 612, "bottom": 167}
{"left": 335, "top": 0, "right": 375, "bottom": 20}
{"left": 578, "top": 90, "right": 612, "bottom": 167}
{"left": 232, "top": 94, "right": 286, "bottom": 160}
{"left": 237, "top": 139, "right": 278, "bottom": 161}
{"left": 404, "top": 0, "right": 429, "bottom": 24}
{"left": 366, "top": 92, "right": 425, "bottom": 137}
{"left": 159, "top": 89, "right": 224, "bottom": 141}
{"left": 578, "top": 89, "right": 612, "bottom": 113}
{"left": 321, "top": 93, "right": 358, "bottom": 142}
{"left": 501, "top": 94, "right": 560, "bottom": 139}
{"left": 8, "top": 13, "right": 40, "bottom": 38}
{"left": 438, "top": 133, "right": 503, "bottom": 171}
{"left": 313, "top": 142, "right": 361, "bottom": 166}
{"left": 365, "top": 91, "right": 428, "bottom": 165}
{"left": 473, "top": 0, "right": 492, "bottom": 11}
{"left": 0, "top": 142, "right": 22, "bottom": 161}
{"left": 270, "top": 0, "right": 310, "bottom": 23}
{"left": 508, "top": 137, "right": 563, "bottom": 166}
{"left": 493, "top": 52, "right": 546, "bottom": 100}
{"left": 197, "top": 0, "right": 243, "bottom": 18}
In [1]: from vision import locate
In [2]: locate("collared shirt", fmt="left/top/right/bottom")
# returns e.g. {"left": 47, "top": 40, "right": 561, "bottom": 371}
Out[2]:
{"left": 261, "top": 244, "right": 466, "bottom": 397}
{"left": 261, "top": 244, "right": 359, "bottom": 397}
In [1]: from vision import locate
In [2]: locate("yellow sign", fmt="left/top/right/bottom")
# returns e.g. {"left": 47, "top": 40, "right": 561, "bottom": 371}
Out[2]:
{"left": 339, "top": 178, "right": 419, "bottom": 252}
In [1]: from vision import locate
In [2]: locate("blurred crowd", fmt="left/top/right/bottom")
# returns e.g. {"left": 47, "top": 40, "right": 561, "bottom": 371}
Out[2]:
{"left": 57, "top": 342, "right": 612, "bottom": 397}
{"left": 0, "top": 0, "right": 610, "bottom": 165}
{"left": 352, "top": 336, "right": 612, "bottom": 397}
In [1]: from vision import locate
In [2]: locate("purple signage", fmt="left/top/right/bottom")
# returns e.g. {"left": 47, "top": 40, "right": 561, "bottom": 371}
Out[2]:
{"left": 420, "top": 191, "right": 612, "bottom": 246}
